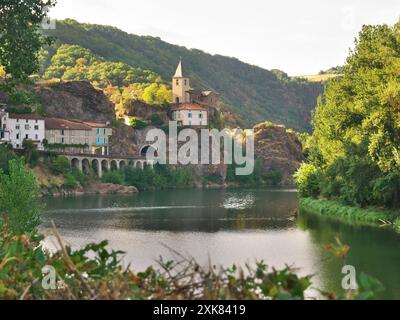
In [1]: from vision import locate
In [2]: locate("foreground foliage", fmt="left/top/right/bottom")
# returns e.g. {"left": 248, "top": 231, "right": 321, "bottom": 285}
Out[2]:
{"left": 0, "top": 228, "right": 384, "bottom": 300}
{"left": 0, "top": 159, "right": 42, "bottom": 235}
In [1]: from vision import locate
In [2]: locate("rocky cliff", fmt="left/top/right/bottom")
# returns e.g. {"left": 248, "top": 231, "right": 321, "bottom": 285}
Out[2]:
{"left": 254, "top": 122, "right": 304, "bottom": 185}
{"left": 37, "top": 81, "right": 115, "bottom": 122}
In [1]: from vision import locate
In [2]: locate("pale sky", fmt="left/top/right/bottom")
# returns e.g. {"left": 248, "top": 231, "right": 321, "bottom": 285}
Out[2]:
{"left": 49, "top": 0, "right": 400, "bottom": 76}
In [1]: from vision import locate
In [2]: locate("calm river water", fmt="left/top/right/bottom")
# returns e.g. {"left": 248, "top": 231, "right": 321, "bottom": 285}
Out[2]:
{"left": 42, "top": 189, "right": 400, "bottom": 299}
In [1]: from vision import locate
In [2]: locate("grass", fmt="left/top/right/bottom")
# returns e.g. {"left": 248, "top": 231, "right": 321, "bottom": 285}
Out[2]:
{"left": 299, "top": 197, "right": 400, "bottom": 232}
{"left": 294, "top": 73, "right": 342, "bottom": 82}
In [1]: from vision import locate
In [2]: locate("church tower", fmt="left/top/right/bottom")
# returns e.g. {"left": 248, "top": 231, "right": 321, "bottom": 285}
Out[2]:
{"left": 172, "top": 60, "right": 190, "bottom": 104}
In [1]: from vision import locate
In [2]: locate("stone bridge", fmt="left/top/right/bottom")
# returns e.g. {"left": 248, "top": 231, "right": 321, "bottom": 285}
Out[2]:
{"left": 63, "top": 154, "right": 155, "bottom": 178}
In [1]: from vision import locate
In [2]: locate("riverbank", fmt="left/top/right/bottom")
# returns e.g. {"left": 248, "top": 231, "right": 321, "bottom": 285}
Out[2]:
{"left": 299, "top": 197, "right": 400, "bottom": 232}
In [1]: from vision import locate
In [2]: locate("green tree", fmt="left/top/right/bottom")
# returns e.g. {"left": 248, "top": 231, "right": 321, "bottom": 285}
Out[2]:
{"left": 296, "top": 22, "right": 400, "bottom": 208}
{"left": 22, "top": 139, "right": 37, "bottom": 164}
{"left": 0, "top": 159, "right": 42, "bottom": 234}
{"left": 0, "top": 0, "right": 57, "bottom": 81}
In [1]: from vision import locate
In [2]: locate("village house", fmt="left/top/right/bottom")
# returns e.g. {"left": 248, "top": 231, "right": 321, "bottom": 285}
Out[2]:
{"left": 171, "top": 60, "right": 218, "bottom": 127}
{"left": 45, "top": 119, "right": 112, "bottom": 155}
{"left": 45, "top": 118, "right": 92, "bottom": 154}
{"left": 83, "top": 121, "right": 113, "bottom": 155}
{"left": 0, "top": 108, "right": 112, "bottom": 155}
{"left": 1, "top": 113, "right": 46, "bottom": 150}
{"left": 0, "top": 109, "right": 9, "bottom": 144}
{"left": 171, "top": 103, "right": 208, "bottom": 126}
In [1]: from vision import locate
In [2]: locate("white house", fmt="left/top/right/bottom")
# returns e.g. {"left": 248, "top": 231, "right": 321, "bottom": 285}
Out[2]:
{"left": 0, "top": 110, "right": 10, "bottom": 144}
{"left": 171, "top": 103, "right": 208, "bottom": 126}
{"left": 5, "top": 113, "right": 45, "bottom": 150}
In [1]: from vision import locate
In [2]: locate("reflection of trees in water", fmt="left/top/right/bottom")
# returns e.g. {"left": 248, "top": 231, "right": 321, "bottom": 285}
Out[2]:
{"left": 298, "top": 212, "right": 400, "bottom": 299}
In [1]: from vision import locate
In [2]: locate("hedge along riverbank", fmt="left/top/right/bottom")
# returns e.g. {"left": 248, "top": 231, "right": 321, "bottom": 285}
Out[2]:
{"left": 299, "top": 197, "right": 400, "bottom": 232}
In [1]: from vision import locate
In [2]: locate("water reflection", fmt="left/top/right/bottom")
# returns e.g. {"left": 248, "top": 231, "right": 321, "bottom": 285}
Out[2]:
{"left": 42, "top": 189, "right": 400, "bottom": 299}
{"left": 298, "top": 212, "right": 400, "bottom": 299}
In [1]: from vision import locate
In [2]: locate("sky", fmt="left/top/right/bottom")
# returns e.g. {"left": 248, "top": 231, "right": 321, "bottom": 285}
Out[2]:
{"left": 49, "top": 0, "right": 400, "bottom": 76}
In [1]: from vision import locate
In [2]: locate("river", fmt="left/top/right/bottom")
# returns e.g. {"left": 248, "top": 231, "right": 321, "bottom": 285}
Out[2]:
{"left": 42, "top": 188, "right": 400, "bottom": 299}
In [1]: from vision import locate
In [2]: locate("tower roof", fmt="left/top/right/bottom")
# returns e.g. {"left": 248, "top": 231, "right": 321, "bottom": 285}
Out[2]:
{"left": 174, "top": 60, "right": 184, "bottom": 77}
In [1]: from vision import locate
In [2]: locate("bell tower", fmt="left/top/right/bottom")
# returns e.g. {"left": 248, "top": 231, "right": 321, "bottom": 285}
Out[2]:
{"left": 172, "top": 60, "right": 190, "bottom": 104}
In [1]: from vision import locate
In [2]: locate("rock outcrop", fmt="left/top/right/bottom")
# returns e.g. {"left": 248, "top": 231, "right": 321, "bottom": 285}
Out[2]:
{"left": 254, "top": 122, "right": 304, "bottom": 185}
{"left": 36, "top": 81, "right": 115, "bottom": 122}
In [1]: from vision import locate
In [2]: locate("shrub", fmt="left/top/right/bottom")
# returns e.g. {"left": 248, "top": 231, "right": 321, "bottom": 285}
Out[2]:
{"left": 372, "top": 171, "right": 400, "bottom": 207}
{"left": 0, "top": 159, "right": 42, "bottom": 235}
{"left": 101, "top": 170, "right": 124, "bottom": 185}
{"left": 149, "top": 113, "right": 164, "bottom": 126}
{"left": 130, "top": 117, "right": 148, "bottom": 129}
{"left": 73, "top": 170, "right": 90, "bottom": 188}
{"left": 63, "top": 172, "right": 78, "bottom": 189}
{"left": 0, "top": 145, "right": 18, "bottom": 174}
{"left": 49, "top": 156, "right": 71, "bottom": 175}
{"left": 263, "top": 169, "right": 283, "bottom": 186}
{"left": 294, "top": 163, "right": 320, "bottom": 198}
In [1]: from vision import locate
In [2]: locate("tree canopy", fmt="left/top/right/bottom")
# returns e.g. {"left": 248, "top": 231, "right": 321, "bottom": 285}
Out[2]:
{"left": 0, "top": 0, "right": 57, "bottom": 81}
{"left": 296, "top": 22, "right": 400, "bottom": 208}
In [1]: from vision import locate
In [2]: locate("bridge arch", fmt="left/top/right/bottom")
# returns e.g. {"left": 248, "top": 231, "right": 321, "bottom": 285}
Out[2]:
{"left": 71, "top": 158, "right": 80, "bottom": 171}
{"left": 92, "top": 159, "right": 100, "bottom": 176}
{"left": 136, "top": 161, "right": 144, "bottom": 169}
{"left": 111, "top": 160, "right": 118, "bottom": 171}
{"left": 82, "top": 158, "right": 90, "bottom": 174}
{"left": 140, "top": 145, "right": 158, "bottom": 158}
{"left": 101, "top": 160, "right": 109, "bottom": 172}
{"left": 119, "top": 160, "right": 126, "bottom": 170}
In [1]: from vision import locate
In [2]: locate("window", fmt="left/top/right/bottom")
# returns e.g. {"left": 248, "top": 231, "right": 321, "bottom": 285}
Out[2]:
{"left": 104, "top": 138, "right": 107, "bottom": 144}
{"left": 15, "top": 125, "right": 20, "bottom": 130}
{"left": 188, "top": 113, "right": 192, "bottom": 118}
{"left": 25, "top": 124, "right": 29, "bottom": 130}
{"left": 176, "top": 97, "right": 180, "bottom": 103}
{"left": 25, "top": 134, "right": 29, "bottom": 139}
{"left": 199, "top": 113, "right": 203, "bottom": 119}
{"left": 176, "top": 79, "right": 179, "bottom": 86}
{"left": 35, "top": 134, "right": 38, "bottom": 140}
{"left": 103, "top": 128, "right": 106, "bottom": 135}
{"left": 34, "top": 125, "right": 39, "bottom": 130}
{"left": 16, "top": 134, "right": 19, "bottom": 140}
{"left": 61, "top": 129, "right": 64, "bottom": 135}
{"left": 26, "top": 120, "right": 28, "bottom": 123}
{"left": 96, "top": 128, "right": 100, "bottom": 135}
{"left": 184, "top": 80, "right": 187, "bottom": 86}
{"left": 61, "top": 137, "right": 64, "bottom": 143}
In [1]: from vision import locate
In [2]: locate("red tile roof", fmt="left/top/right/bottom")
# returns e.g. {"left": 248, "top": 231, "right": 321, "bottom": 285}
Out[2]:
{"left": 9, "top": 113, "right": 45, "bottom": 120}
{"left": 172, "top": 103, "right": 207, "bottom": 111}
{"left": 45, "top": 118, "right": 92, "bottom": 130}
{"left": 81, "top": 121, "right": 110, "bottom": 128}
